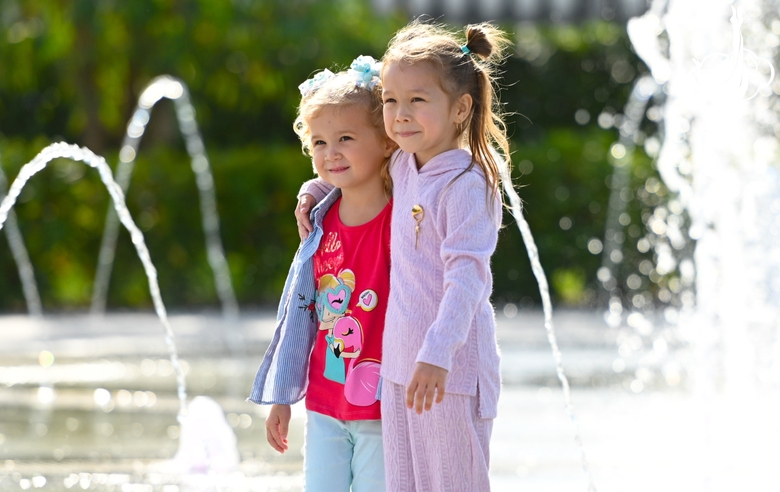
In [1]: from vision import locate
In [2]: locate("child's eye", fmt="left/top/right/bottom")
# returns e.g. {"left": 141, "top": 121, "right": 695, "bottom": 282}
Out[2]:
{"left": 411, "top": 97, "right": 424, "bottom": 102}
{"left": 340, "top": 136, "right": 353, "bottom": 142}
{"left": 383, "top": 98, "right": 396, "bottom": 104}
{"left": 313, "top": 140, "right": 326, "bottom": 146}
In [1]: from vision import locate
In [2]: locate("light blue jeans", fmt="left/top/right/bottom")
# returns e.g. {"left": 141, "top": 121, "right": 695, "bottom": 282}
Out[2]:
{"left": 303, "top": 410, "right": 385, "bottom": 492}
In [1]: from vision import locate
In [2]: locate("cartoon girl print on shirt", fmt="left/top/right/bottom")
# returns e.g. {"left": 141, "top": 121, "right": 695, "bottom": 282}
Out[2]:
{"left": 316, "top": 270, "right": 355, "bottom": 384}
{"left": 315, "top": 269, "right": 381, "bottom": 406}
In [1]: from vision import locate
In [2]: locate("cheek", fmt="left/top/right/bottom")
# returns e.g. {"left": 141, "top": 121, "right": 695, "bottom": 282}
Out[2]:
{"left": 312, "top": 153, "right": 326, "bottom": 173}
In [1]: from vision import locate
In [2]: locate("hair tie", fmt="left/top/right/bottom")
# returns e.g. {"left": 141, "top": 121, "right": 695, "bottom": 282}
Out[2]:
{"left": 461, "top": 45, "right": 471, "bottom": 55}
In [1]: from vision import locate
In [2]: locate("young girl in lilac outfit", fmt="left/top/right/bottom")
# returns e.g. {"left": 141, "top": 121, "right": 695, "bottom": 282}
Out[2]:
{"left": 297, "top": 21, "right": 512, "bottom": 491}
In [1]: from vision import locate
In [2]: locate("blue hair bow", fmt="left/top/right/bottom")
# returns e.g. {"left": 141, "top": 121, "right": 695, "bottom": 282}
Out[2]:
{"left": 298, "top": 69, "right": 336, "bottom": 97}
{"left": 349, "top": 55, "right": 382, "bottom": 90}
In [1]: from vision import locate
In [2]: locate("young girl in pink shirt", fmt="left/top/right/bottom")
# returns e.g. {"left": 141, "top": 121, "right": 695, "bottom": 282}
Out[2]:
{"left": 251, "top": 58, "right": 396, "bottom": 492}
{"left": 298, "top": 21, "right": 512, "bottom": 491}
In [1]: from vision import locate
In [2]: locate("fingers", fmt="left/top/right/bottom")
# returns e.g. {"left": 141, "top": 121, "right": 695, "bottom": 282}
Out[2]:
{"left": 406, "top": 381, "right": 444, "bottom": 414}
{"left": 265, "top": 413, "right": 289, "bottom": 454}
{"left": 406, "top": 362, "right": 448, "bottom": 414}
{"left": 266, "top": 426, "right": 285, "bottom": 453}
{"left": 267, "top": 424, "right": 289, "bottom": 453}
{"left": 435, "top": 385, "right": 445, "bottom": 404}
{"left": 424, "top": 384, "right": 436, "bottom": 412}
{"left": 294, "top": 195, "right": 315, "bottom": 240}
{"left": 265, "top": 421, "right": 286, "bottom": 453}
{"left": 279, "top": 414, "right": 289, "bottom": 442}
{"left": 405, "top": 381, "right": 417, "bottom": 411}
{"left": 297, "top": 221, "right": 310, "bottom": 240}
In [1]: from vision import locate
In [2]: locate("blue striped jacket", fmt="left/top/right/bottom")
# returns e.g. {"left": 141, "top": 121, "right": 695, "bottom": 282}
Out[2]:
{"left": 247, "top": 188, "right": 341, "bottom": 405}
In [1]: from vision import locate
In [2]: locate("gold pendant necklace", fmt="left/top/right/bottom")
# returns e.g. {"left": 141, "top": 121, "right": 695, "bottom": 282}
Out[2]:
{"left": 412, "top": 204, "right": 424, "bottom": 249}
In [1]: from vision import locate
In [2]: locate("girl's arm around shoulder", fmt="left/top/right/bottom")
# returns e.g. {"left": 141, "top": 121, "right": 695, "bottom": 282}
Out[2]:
{"left": 295, "top": 178, "right": 334, "bottom": 239}
{"left": 416, "top": 173, "right": 501, "bottom": 371}
{"left": 298, "top": 178, "right": 333, "bottom": 202}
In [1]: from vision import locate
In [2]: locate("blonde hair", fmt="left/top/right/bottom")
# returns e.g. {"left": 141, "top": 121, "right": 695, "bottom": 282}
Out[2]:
{"left": 293, "top": 71, "right": 392, "bottom": 195}
{"left": 318, "top": 269, "right": 356, "bottom": 294}
{"left": 382, "top": 20, "right": 512, "bottom": 201}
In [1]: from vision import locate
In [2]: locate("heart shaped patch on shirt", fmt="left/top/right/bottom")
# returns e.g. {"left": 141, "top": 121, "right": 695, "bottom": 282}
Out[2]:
{"left": 358, "top": 289, "right": 378, "bottom": 311}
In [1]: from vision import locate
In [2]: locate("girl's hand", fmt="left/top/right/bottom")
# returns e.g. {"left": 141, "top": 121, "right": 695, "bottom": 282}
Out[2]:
{"left": 295, "top": 194, "right": 315, "bottom": 240}
{"left": 406, "top": 362, "right": 448, "bottom": 414}
{"left": 265, "top": 404, "right": 292, "bottom": 453}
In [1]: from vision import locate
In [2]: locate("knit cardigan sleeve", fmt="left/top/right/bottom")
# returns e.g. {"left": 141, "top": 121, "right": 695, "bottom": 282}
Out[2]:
{"left": 415, "top": 175, "right": 501, "bottom": 372}
{"left": 298, "top": 178, "right": 333, "bottom": 203}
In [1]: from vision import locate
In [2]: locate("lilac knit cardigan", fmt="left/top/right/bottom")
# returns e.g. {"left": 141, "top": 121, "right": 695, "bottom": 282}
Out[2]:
{"left": 302, "top": 149, "right": 502, "bottom": 418}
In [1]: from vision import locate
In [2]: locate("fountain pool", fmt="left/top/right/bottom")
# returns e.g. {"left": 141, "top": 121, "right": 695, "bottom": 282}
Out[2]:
{"left": 1, "top": 309, "right": 778, "bottom": 491}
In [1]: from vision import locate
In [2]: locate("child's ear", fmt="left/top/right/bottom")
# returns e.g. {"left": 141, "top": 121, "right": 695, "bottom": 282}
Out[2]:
{"left": 454, "top": 93, "right": 473, "bottom": 124}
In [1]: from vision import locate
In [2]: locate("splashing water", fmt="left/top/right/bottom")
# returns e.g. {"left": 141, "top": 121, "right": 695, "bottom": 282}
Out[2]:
{"left": 598, "top": 75, "right": 662, "bottom": 325}
{"left": 628, "top": 0, "right": 778, "bottom": 391}
{"left": 625, "top": 2, "right": 780, "bottom": 487}
{"left": 0, "top": 153, "right": 42, "bottom": 317}
{"left": 91, "top": 75, "right": 238, "bottom": 320}
{"left": 500, "top": 161, "right": 596, "bottom": 492}
{"left": 0, "top": 142, "right": 188, "bottom": 419}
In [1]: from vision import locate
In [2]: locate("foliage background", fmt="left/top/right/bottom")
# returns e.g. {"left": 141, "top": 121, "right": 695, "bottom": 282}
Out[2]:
{"left": 0, "top": 0, "right": 655, "bottom": 312}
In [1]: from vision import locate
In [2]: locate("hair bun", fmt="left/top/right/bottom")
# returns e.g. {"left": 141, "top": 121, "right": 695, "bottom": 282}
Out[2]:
{"left": 464, "top": 25, "right": 493, "bottom": 59}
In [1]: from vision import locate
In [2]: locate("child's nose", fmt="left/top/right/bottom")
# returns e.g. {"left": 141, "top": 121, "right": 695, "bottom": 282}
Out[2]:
{"left": 325, "top": 146, "right": 341, "bottom": 160}
{"left": 393, "top": 103, "right": 410, "bottom": 121}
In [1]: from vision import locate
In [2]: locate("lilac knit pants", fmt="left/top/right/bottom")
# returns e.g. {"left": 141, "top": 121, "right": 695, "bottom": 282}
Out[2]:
{"left": 381, "top": 380, "right": 493, "bottom": 492}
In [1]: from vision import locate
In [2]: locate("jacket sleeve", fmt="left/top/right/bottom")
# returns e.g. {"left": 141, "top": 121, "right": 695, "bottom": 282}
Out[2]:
{"left": 415, "top": 175, "right": 501, "bottom": 372}
{"left": 247, "top": 246, "right": 318, "bottom": 405}
{"left": 298, "top": 178, "right": 333, "bottom": 203}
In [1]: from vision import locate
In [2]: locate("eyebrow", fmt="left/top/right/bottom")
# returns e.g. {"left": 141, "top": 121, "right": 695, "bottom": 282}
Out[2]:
{"left": 310, "top": 129, "right": 358, "bottom": 140}
{"left": 384, "top": 87, "right": 431, "bottom": 95}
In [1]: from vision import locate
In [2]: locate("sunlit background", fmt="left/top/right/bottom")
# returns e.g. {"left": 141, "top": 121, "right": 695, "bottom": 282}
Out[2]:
{"left": 0, "top": 0, "right": 653, "bottom": 311}
{"left": 2, "top": 0, "right": 780, "bottom": 491}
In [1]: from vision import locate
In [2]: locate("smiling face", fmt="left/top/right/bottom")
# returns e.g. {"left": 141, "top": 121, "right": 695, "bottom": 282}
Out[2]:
{"left": 316, "top": 283, "right": 350, "bottom": 330}
{"left": 382, "top": 61, "right": 472, "bottom": 167}
{"left": 308, "top": 104, "right": 393, "bottom": 195}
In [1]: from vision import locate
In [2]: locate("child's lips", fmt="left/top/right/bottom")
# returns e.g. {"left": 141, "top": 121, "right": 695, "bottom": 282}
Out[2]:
{"left": 397, "top": 130, "right": 419, "bottom": 138}
{"left": 328, "top": 166, "right": 349, "bottom": 173}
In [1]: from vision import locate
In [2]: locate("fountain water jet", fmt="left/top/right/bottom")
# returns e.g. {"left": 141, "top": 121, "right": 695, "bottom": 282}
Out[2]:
{"left": 500, "top": 159, "right": 596, "bottom": 492}
{"left": 620, "top": 2, "right": 780, "bottom": 488}
{"left": 598, "top": 75, "right": 661, "bottom": 327}
{"left": 628, "top": 0, "right": 778, "bottom": 393}
{"left": 0, "top": 154, "right": 42, "bottom": 317}
{"left": 91, "top": 75, "right": 238, "bottom": 321}
{"left": 0, "top": 142, "right": 188, "bottom": 419}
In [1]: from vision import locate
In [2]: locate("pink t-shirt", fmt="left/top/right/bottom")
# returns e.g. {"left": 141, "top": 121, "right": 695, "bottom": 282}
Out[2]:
{"left": 305, "top": 197, "right": 392, "bottom": 421}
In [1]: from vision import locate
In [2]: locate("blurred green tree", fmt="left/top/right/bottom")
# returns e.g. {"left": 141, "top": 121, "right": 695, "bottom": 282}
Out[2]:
{"left": 0, "top": 1, "right": 653, "bottom": 312}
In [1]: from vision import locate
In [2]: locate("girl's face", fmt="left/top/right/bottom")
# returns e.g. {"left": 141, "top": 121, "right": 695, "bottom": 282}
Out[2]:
{"left": 382, "top": 61, "right": 471, "bottom": 167}
{"left": 308, "top": 105, "right": 393, "bottom": 194}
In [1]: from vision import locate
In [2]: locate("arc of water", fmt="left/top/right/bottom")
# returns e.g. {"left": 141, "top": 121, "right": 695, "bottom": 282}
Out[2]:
{"left": 91, "top": 75, "right": 238, "bottom": 320}
{"left": 0, "top": 153, "right": 42, "bottom": 317}
{"left": 0, "top": 142, "right": 187, "bottom": 418}
{"left": 499, "top": 156, "right": 596, "bottom": 492}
